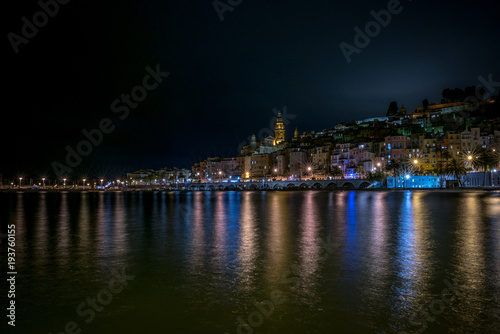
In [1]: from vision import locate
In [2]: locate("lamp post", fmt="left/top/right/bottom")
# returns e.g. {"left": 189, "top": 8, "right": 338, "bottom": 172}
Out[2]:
{"left": 100, "top": 179, "right": 103, "bottom": 188}
{"left": 19, "top": 177, "right": 22, "bottom": 188}
{"left": 42, "top": 178, "right": 45, "bottom": 188}
{"left": 63, "top": 178, "right": 66, "bottom": 188}
{"left": 218, "top": 171, "right": 222, "bottom": 183}
{"left": 307, "top": 166, "right": 312, "bottom": 179}
{"left": 82, "top": 179, "right": 86, "bottom": 189}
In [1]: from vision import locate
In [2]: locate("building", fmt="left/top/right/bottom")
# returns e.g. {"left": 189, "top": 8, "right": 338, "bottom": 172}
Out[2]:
{"left": 461, "top": 127, "right": 481, "bottom": 152}
{"left": 274, "top": 150, "right": 289, "bottom": 178}
{"left": 274, "top": 112, "right": 285, "bottom": 145}
{"left": 311, "top": 145, "right": 330, "bottom": 177}
{"left": 427, "top": 102, "right": 466, "bottom": 114}
{"left": 289, "top": 148, "right": 307, "bottom": 179}
{"left": 331, "top": 143, "right": 350, "bottom": 172}
{"left": 249, "top": 154, "right": 272, "bottom": 179}
{"left": 221, "top": 157, "right": 241, "bottom": 179}
{"left": 420, "top": 137, "right": 437, "bottom": 172}
{"left": 383, "top": 135, "right": 411, "bottom": 162}
{"left": 465, "top": 171, "right": 500, "bottom": 187}
{"left": 443, "top": 131, "right": 462, "bottom": 159}
{"left": 387, "top": 175, "right": 441, "bottom": 188}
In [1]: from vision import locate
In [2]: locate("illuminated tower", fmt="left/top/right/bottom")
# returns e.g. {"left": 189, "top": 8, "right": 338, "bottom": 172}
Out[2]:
{"left": 294, "top": 128, "right": 299, "bottom": 139}
{"left": 274, "top": 112, "right": 285, "bottom": 145}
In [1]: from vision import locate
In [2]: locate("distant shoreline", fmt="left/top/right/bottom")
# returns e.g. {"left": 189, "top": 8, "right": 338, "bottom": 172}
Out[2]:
{"left": 1, "top": 187, "right": 499, "bottom": 193}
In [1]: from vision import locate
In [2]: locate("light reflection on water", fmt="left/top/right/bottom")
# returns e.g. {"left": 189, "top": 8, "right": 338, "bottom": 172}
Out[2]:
{"left": 1, "top": 190, "right": 499, "bottom": 333}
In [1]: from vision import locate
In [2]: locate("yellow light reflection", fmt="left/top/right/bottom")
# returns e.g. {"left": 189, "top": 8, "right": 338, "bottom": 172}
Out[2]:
{"left": 35, "top": 193, "right": 49, "bottom": 271}
{"left": 57, "top": 192, "right": 70, "bottom": 267}
{"left": 236, "top": 192, "right": 258, "bottom": 292}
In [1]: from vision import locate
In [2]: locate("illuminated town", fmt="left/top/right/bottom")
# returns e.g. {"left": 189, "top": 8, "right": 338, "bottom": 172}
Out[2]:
{"left": 124, "top": 96, "right": 500, "bottom": 189}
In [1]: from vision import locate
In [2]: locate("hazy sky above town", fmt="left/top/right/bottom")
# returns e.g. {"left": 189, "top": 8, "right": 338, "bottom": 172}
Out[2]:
{"left": 4, "top": 0, "right": 499, "bottom": 178}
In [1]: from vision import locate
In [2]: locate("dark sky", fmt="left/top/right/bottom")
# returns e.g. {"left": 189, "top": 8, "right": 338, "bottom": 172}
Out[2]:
{"left": 3, "top": 0, "right": 500, "bottom": 180}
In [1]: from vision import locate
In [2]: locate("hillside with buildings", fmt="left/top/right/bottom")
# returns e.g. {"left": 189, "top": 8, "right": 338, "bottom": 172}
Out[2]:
{"left": 128, "top": 92, "right": 500, "bottom": 188}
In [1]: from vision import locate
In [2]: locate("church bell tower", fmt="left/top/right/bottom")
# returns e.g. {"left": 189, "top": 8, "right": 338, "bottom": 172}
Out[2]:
{"left": 274, "top": 112, "right": 285, "bottom": 145}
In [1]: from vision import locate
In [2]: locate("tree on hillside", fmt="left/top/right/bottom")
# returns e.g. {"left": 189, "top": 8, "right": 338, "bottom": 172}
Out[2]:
{"left": 434, "top": 161, "right": 447, "bottom": 188}
{"left": 446, "top": 158, "right": 467, "bottom": 187}
{"left": 422, "top": 99, "right": 429, "bottom": 112}
{"left": 442, "top": 88, "right": 464, "bottom": 102}
{"left": 442, "top": 86, "right": 485, "bottom": 102}
{"left": 464, "top": 86, "right": 485, "bottom": 100}
{"left": 442, "top": 88, "right": 451, "bottom": 102}
{"left": 386, "top": 101, "right": 398, "bottom": 116}
{"left": 384, "top": 159, "right": 401, "bottom": 176}
{"left": 442, "top": 150, "right": 452, "bottom": 162}
{"left": 366, "top": 170, "right": 386, "bottom": 183}
{"left": 475, "top": 146, "right": 500, "bottom": 185}
{"left": 330, "top": 166, "right": 344, "bottom": 179}
{"left": 464, "top": 86, "right": 476, "bottom": 99}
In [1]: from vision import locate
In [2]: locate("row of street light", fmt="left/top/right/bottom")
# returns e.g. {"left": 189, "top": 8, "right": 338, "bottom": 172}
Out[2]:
{"left": 14, "top": 178, "right": 122, "bottom": 189}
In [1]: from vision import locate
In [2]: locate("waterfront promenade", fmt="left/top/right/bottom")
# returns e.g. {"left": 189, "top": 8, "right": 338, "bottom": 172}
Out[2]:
{"left": 1, "top": 179, "right": 374, "bottom": 192}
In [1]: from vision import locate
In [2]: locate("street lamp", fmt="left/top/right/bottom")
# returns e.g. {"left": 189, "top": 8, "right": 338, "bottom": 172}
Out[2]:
{"left": 218, "top": 170, "right": 222, "bottom": 182}
{"left": 100, "top": 179, "right": 103, "bottom": 187}
{"left": 82, "top": 179, "right": 86, "bottom": 189}
{"left": 19, "top": 177, "right": 22, "bottom": 188}
{"left": 42, "top": 178, "right": 45, "bottom": 188}
{"left": 63, "top": 178, "right": 66, "bottom": 187}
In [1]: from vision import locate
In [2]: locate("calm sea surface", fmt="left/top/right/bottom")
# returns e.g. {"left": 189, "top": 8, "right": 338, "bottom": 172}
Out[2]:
{"left": 1, "top": 190, "right": 499, "bottom": 333}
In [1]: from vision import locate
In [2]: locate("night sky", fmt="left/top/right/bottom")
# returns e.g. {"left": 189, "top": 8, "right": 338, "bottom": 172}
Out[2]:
{"left": 4, "top": 0, "right": 499, "bottom": 180}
